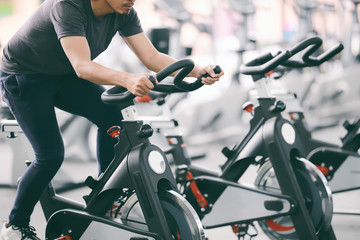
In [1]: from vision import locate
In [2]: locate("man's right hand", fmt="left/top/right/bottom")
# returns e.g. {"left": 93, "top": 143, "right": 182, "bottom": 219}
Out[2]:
{"left": 125, "top": 73, "right": 157, "bottom": 97}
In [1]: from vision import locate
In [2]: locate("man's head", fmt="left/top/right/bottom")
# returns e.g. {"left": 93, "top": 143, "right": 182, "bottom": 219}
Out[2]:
{"left": 92, "top": 0, "right": 135, "bottom": 18}
{"left": 105, "top": 0, "right": 135, "bottom": 14}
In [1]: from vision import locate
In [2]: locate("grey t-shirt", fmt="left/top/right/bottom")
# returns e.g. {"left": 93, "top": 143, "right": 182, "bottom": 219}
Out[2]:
{"left": 0, "top": 0, "right": 143, "bottom": 75}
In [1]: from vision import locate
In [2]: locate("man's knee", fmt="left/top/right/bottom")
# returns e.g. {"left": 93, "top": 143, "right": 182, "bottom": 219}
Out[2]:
{"left": 33, "top": 146, "right": 65, "bottom": 170}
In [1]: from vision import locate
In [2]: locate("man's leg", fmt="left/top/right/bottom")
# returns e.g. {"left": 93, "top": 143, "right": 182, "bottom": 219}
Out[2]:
{"left": 1, "top": 73, "right": 65, "bottom": 227}
{"left": 54, "top": 76, "right": 123, "bottom": 173}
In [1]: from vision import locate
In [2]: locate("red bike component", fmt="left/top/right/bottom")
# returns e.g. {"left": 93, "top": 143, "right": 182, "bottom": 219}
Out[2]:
{"left": 110, "top": 204, "right": 122, "bottom": 216}
{"left": 55, "top": 236, "right": 72, "bottom": 240}
{"left": 265, "top": 219, "right": 295, "bottom": 231}
{"left": 135, "top": 95, "right": 153, "bottom": 102}
{"left": 167, "top": 138, "right": 176, "bottom": 145}
{"left": 167, "top": 138, "right": 186, "bottom": 148}
{"left": 315, "top": 165, "right": 330, "bottom": 176}
{"left": 107, "top": 126, "right": 121, "bottom": 138}
{"left": 186, "top": 171, "right": 209, "bottom": 208}
{"left": 242, "top": 101, "right": 254, "bottom": 113}
{"left": 265, "top": 70, "right": 274, "bottom": 76}
{"left": 231, "top": 225, "right": 240, "bottom": 234}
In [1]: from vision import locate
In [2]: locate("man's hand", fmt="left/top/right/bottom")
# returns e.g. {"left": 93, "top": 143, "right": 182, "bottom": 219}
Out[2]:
{"left": 195, "top": 65, "right": 224, "bottom": 85}
{"left": 125, "top": 73, "right": 157, "bottom": 97}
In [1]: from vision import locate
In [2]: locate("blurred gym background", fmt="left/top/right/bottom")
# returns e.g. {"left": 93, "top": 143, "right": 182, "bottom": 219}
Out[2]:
{"left": 1, "top": 0, "right": 360, "bottom": 239}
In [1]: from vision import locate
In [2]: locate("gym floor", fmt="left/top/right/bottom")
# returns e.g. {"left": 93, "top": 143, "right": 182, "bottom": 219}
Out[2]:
{"left": 1, "top": 123, "right": 360, "bottom": 239}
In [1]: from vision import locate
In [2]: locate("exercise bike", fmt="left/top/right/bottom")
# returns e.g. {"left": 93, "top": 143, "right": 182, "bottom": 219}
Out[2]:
{"left": 36, "top": 60, "right": 219, "bottom": 240}
{"left": 240, "top": 38, "right": 360, "bottom": 217}
{"left": 242, "top": 36, "right": 360, "bottom": 195}
{"left": 144, "top": 37, "right": 343, "bottom": 240}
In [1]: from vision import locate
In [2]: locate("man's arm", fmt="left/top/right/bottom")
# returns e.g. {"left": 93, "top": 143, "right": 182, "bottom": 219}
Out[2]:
{"left": 60, "top": 35, "right": 154, "bottom": 96}
{"left": 122, "top": 32, "right": 177, "bottom": 73}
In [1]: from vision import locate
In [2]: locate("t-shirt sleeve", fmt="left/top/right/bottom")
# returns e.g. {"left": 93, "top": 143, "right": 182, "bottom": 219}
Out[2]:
{"left": 50, "top": 1, "right": 86, "bottom": 39}
{"left": 117, "top": 9, "right": 143, "bottom": 37}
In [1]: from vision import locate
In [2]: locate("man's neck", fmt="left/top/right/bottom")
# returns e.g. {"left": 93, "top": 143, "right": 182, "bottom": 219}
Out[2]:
{"left": 90, "top": 0, "right": 114, "bottom": 19}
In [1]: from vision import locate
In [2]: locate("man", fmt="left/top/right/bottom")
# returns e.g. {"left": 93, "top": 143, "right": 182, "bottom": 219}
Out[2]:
{"left": 0, "top": 0, "right": 223, "bottom": 239}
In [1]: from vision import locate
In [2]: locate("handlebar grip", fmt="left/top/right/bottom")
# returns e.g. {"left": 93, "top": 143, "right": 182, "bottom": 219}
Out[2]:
{"left": 174, "top": 65, "right": 222, "bottom": 91}
{"left": 201, "top": 65, "right": 222, "bottom": 78}
{"left": 148, "top": 75, "right": 157, "bottom": 85}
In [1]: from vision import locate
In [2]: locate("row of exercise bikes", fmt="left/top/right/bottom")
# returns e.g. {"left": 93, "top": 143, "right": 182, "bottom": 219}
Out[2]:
{"left": 25, "top": 36, "right": 360, "bottom": 239}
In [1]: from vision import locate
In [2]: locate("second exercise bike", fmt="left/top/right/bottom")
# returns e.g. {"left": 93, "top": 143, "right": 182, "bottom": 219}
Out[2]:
{"left": 144, "top": 37, "right": 343, "bottom": 240}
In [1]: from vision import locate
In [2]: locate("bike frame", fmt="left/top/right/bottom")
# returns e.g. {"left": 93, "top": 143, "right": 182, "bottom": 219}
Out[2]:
{"left": 39, "top": 100, "right": 184, "bottom": 240}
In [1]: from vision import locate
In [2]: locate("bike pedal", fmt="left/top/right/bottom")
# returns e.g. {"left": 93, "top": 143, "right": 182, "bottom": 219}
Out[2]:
{"left": 130, "top": 237, "right": 149, "bottom": 240}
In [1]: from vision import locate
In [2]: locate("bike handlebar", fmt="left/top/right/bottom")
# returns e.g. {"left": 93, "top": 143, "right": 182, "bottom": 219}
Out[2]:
{"left": 240, "top": 50, "right": 292, "bottom": 75}
{"left": 240, "top": 36, "right": 344, "bottom": 77}
{"left": 101, "top": 59, "right": 222, "bottom": 104}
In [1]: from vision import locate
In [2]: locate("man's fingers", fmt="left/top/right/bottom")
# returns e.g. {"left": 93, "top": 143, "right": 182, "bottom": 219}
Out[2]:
{"left": 201, "top": 76, "right": 219, "bottom": 85}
